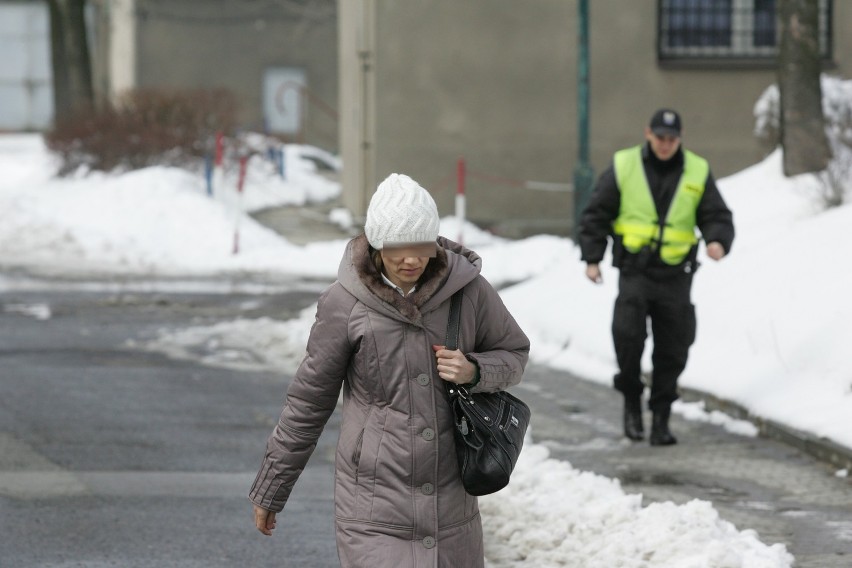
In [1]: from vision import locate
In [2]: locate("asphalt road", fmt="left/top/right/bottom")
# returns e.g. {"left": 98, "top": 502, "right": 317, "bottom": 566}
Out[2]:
{"left": 1, "top": 280, "right": 850, "bottom": 567}
{"left": 0, "top": 281, "right": 339, "bottom": 568}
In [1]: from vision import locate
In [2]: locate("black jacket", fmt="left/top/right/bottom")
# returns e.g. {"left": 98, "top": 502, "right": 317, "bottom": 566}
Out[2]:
{"left": 578, "top": 143, "right": 734, "bottom": 277}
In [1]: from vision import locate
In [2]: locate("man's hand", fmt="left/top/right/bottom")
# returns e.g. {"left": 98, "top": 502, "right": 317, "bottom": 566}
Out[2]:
{"left": 706, "top": 242, "right": 726, "bottom": 261}
{"left": 585, "top": 263, "right": 603, "bottom": 284}
{"left": 254, "top": 504, "right": 277, "bottom": 536}
{"left": 432, "top": 345, "right": 477, "bottom": 384}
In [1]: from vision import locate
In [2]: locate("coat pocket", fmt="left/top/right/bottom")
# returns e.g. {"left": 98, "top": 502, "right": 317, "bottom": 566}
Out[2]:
{"left": 352, "top": 428, "right": 365, "bottom": 481}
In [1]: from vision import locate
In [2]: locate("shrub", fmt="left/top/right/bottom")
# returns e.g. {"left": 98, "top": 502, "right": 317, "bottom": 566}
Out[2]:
{"left": 44, "top": 88, "right": 238, "bottom": 175}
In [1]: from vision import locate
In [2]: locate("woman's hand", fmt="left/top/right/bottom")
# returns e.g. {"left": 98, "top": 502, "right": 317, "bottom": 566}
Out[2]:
{"left": 254, "top": 504, "right": 277, "bottom": 536}
{"left": 433, "top": 345, "right": 477, "bottom": 384}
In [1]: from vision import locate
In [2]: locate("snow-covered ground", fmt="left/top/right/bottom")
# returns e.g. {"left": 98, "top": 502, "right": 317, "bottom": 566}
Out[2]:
{"left": 5, "top": 130, "right": 851, "bottom": 567}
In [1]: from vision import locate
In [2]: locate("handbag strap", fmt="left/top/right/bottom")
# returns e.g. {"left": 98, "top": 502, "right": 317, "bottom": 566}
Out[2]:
{"left": 445, "top": 289, "right": 464, "bottom": 351}
{"left": 444, "top": 289, "right": 468, "bottom": 400}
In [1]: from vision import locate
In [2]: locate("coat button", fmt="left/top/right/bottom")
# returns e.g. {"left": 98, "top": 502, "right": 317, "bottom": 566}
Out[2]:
{"left": 422, "top": 536, "right": 436, "bottom": 549}
{"left": 421, "top": 482, "right": 434, "bottom": 495}
{"left": 421, "top": 428, "right": 435, "bottom": 441}
{"left": 417, "top": 373, "right": 430, "bottom": 386}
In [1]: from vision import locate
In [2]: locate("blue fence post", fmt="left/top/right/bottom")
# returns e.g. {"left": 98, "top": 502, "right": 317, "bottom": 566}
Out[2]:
{"left": 204, "top": 152, "right": 213, "bottom": 196}
{"left": 278, "top": 146, "right": 286, "bottom": 180}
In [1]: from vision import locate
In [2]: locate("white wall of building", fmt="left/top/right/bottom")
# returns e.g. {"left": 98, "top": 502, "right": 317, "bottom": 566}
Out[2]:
{"left": 0, "top": 1, "right": 52, "bottom": 130}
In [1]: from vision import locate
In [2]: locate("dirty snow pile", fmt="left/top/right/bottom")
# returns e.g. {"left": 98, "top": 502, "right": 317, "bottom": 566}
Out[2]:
{"left": 480, "top": 444, "right": 792, "bottom": 568}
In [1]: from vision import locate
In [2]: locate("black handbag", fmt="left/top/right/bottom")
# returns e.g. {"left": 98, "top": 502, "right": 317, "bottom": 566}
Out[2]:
{"left": 444, "top": 289, "right": 531, "bottom": 496}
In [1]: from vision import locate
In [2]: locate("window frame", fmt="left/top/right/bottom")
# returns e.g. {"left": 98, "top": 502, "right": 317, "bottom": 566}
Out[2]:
{"left": 657, "top": 0, "right": 834, "bottom": 69}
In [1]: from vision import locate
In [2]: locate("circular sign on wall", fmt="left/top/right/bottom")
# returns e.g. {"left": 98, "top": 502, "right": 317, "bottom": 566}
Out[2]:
{"left": 263, "top": 67, "right": 306, "bottom": 135}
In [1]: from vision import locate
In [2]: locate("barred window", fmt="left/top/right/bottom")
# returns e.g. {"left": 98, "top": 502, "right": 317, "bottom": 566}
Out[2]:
{"left": 658, "top": 0, "right": 832, "bottom": 65}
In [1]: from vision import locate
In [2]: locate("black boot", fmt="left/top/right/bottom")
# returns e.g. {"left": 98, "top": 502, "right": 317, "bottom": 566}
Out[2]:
{"left": 623, "top": 398, "right": 644, "bottom": 441}
{"left": 650, "top": 407, "right": 677, "bottom": 446}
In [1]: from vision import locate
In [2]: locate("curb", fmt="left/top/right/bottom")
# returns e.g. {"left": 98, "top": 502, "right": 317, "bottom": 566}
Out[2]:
{"left": 680, "top": 387, "right": 852, "bottom": 472}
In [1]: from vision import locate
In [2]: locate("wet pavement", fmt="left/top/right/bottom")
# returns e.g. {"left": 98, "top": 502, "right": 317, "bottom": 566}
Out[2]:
{"left": 0, "top": 286, "right": 341, "bottom": 567}
{"left": 517, "top": 364, "right": 852, "bottom": 568}
{"left": 251, "top": 198, "right": 358, "bottom": 246}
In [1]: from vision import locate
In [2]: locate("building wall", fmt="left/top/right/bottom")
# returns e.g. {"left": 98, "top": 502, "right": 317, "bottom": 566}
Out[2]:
{"left": 373, "top": 0, "right": 574, "bottom": 236}
{"left": 338, "top": 0, "right": 375, "bottom": 218}
{"left": 343, "top": 0, "right": 852, "bottom": 236}
{"left": 588, "top": 0, "right": 852, "bottom": 182}
{"left": 589, "top": 0, "right": 773, "bottom": 176}
{"left": 0, "top": 0, "right": 52, "bottom": 130}
{"left": 133, "top": 0, "right": 338, "bottom": 150}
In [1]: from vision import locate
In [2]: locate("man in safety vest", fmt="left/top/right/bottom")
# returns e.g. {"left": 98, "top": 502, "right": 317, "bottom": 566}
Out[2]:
{"left": 578, "top": 108, "right": 734, "bottom": 445}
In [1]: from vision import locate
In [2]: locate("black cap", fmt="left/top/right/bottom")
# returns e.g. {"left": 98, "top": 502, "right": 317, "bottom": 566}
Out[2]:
{"left": 649, "top": 108, "right": 682, "bottom": 137}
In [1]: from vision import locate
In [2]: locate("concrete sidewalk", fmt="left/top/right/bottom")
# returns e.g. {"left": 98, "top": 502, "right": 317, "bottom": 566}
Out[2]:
{"left": 518, "top": 364, "right": 852, "bottom": 568}
{"left": 251, "top": 197, "right": 358, "bottom": 245}
{"left": 680, "top": 385, "right": 852, "bottom": 471}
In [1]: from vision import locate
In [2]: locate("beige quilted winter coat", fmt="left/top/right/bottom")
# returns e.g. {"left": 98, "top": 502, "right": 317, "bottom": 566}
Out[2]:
{"left": 249, "top": 234, "right": 530, "bottom": 568}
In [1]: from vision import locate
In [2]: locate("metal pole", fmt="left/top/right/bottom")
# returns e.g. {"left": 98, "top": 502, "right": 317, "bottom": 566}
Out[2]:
{"left": 573, "top": 0, "right": 595, "bottom": 240}
{"left": 456, "top": 157, "right": 466, "bottom": 244}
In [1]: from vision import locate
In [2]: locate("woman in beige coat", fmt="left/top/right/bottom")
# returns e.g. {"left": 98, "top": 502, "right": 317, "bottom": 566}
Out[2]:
{"left": 249, "top": 173, "right": 530, "bottom": 567}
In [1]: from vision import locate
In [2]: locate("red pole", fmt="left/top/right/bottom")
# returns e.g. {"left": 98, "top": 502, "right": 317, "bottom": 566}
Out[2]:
{"left": 455, "top": 157, "right": 466, "bottom": 244}
{"left": 237, "top": 155, "right": 248, "bottom": 193}
{"left": 212, "top": 131, "right": 225, "bottom": 197}
{"left": 214, "top": 132, "right": 224, "bottom": 166}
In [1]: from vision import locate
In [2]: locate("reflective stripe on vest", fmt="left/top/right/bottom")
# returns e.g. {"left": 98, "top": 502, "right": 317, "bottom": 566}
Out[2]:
{"left": 612, "top": 145, "right": 708, "bottom": 265}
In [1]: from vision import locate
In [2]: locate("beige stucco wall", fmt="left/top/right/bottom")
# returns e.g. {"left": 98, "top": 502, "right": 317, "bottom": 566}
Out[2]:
{"left": 134, "top": 0, "right": 338, "bottom": 150}
{"left": 588, "top": 0, "right": 772, "bottom": 176}
{"left": 589, "top": 0, "right": 852, "bottom": 181}
{"left": 339, "top": 0, "right": 375, "bottom": 219}
{"left": 342, "top": 0, "right": 852, "bottom": 236}
{"left": 373, "top": 0, "right": 575, "bottom": 236}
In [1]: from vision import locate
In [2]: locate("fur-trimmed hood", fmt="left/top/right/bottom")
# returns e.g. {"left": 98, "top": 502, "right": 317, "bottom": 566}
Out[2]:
{"left": 336, "top": 234, "right": 482, "bottom": 325}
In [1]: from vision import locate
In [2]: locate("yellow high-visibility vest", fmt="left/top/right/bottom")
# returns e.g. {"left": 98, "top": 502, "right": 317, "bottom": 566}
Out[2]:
{"left": 612, "top": 145, "right": 708, "bottom": 265}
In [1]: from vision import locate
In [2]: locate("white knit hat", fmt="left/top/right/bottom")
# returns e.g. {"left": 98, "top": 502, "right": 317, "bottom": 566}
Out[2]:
{"left": 365, "top": 173, "right": 440, "bottom": 250}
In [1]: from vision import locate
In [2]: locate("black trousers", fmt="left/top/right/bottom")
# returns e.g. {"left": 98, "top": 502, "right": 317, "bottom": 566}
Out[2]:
{"left": 611, "top": 270, "right": 696, "bottom": 412}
